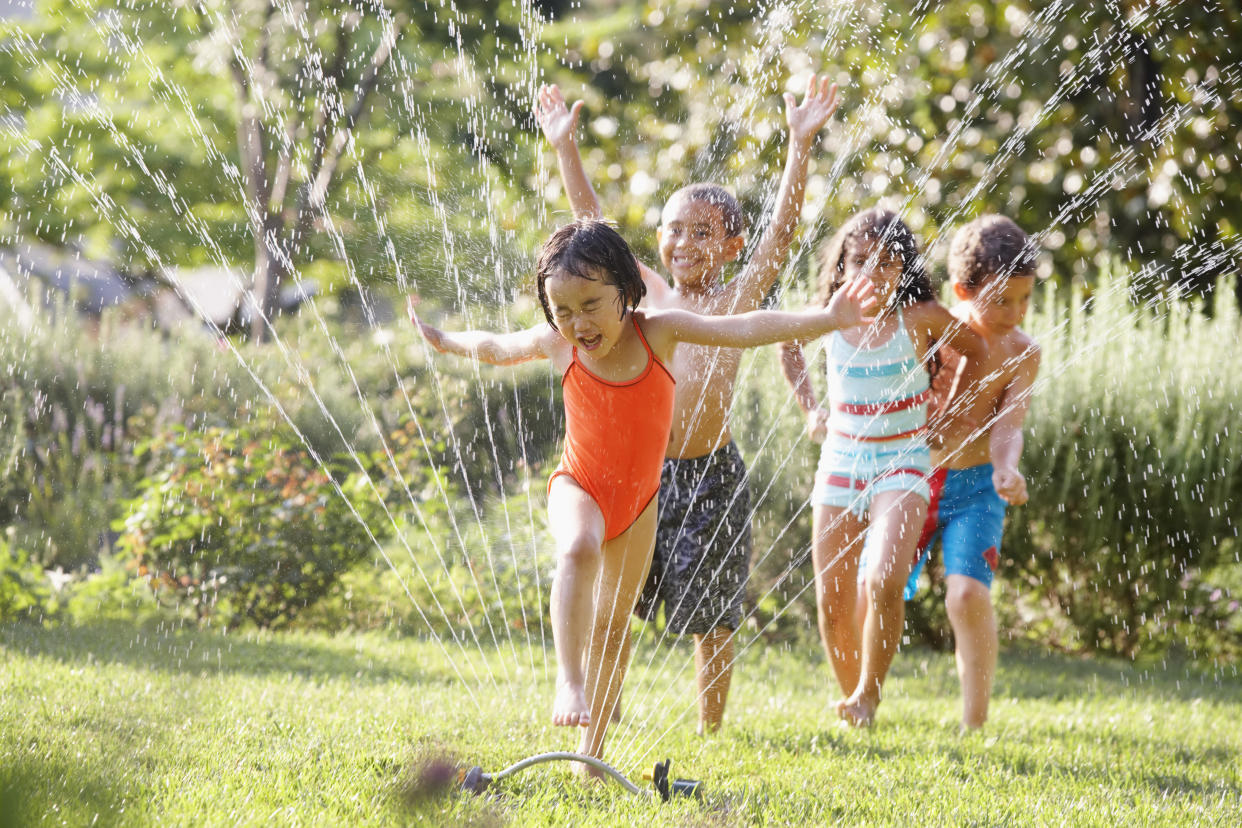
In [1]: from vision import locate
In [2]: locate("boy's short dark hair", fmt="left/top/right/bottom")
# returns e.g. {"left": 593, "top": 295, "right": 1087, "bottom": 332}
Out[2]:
{"left": 670, "top": 183, "right": 748, "bottom": 237}
{"left": 535, "top": 220, "right": 646, "bottom": 327}
{"left": 948, "top": 215, "right": 1038, "bottom": 289}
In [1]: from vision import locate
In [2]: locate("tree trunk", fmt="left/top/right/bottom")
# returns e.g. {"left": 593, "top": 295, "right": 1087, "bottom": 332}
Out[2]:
{"left": 249, "top": 211, "right": 287, "bottom": 342}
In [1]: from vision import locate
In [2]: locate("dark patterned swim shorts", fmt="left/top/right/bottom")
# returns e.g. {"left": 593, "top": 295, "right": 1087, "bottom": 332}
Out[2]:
{"left": 634, "top": 441, "right": 752, "bottom": 635}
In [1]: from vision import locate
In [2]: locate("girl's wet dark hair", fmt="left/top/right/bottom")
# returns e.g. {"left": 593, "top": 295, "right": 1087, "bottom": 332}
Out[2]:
{"left": 816, "top": 207, "right": 934, "bottom": 308}
{"left": 535, "top": 220, "right": 646, "bottom": 327}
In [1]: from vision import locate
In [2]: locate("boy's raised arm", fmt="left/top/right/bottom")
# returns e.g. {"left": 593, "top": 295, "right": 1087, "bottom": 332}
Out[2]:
{"left": 536, "top": 85, "right": 672, "bottom": 304}
{"left": 536, "top": 84, "right": 602, "bottom": 220}
{"left": 732, "top": 74, "right": 841, "bottom": 309}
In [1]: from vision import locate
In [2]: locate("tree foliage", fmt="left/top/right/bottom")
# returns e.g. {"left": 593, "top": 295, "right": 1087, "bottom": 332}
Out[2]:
{"left": 534, "top": 0, "right": 1241, "bottom": 299}
{"left": 1, "top": 0, "right": 1238, "bottom": 337}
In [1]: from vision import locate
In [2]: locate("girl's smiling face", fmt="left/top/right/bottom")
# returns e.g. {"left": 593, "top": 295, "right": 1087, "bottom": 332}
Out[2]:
{"left": 543, "top": 268, "right": 627, "bottom": 356}
{"left": 842, "top": 237, "right": 905, "bottom": 307}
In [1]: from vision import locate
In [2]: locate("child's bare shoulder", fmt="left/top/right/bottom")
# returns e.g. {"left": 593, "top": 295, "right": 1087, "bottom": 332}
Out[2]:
{"left": 537, "top": 322, "right": 573, "bottom": 364}
{"left": 1000, "top": 327, "right": 1041, "bottom": 379}
{"left": 905, "top": 298, "right": 953, "bottom": 326}
{"left": 1005, "top": 327, "right": 1040, "bottom": 360}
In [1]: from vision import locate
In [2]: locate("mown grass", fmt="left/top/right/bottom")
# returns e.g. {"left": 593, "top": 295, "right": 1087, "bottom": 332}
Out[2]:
{"left": 1, "top": 621, "right": 1239, "bottom": 826}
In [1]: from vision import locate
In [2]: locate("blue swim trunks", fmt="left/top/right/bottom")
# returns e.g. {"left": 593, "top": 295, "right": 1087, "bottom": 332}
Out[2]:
{"left": 903, "top": 464, "right": 1007, "bottom": 598}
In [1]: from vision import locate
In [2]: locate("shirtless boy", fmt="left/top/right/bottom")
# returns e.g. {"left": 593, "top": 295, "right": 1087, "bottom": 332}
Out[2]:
{"left": 536, "top": 74, "right": 841, "bottom": 732}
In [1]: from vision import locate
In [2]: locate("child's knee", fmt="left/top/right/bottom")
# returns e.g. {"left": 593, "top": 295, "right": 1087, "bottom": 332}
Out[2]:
{"left": 557, "top": 532, "right": 601, "bottom": 569}
{"left": 817, "top": 586, "right": 855, "bottom": 620}
{"left": 945, "top": 577, "right": 991, "bottom": 620}
{"left": 863, "top": 568, "right": 908, "bottom": 603}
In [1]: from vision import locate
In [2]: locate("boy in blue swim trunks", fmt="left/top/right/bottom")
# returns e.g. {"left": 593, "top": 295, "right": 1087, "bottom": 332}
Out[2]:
{"left": 904, "top": 215, "right": 1041, "bottom": 730}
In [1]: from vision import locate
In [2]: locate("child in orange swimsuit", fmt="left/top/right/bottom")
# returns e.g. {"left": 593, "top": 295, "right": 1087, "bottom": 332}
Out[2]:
{"left": 410, "top": 219, "right": 875, "bottom": 773}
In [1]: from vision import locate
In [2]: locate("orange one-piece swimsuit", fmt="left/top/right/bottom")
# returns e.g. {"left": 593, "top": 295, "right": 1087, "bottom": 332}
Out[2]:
{"left": 548, "top": 315, "right": 676, "bottom": 541}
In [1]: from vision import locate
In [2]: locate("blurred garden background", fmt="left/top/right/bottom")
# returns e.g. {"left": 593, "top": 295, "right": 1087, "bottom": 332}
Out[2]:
{"left": 2, "top": 0, "right": 1240, "bottom": 708}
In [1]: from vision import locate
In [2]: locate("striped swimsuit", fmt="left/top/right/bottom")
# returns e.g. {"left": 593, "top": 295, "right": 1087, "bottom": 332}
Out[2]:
{"left": 811, "top": 308, "right": 932, "bottom": 515}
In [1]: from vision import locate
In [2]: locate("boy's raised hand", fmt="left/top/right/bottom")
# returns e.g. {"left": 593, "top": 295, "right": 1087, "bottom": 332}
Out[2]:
{"left": 406, "top": 295, "right": 450, "bottom": 354}
{"left": 535, "top": 83, "right": 584, "bottom": 150}
{"left": 784, "top": 73, "right": 840, "bottom": 146}
{"left": 823, "top": 275, "right": 877, "bottom": 330}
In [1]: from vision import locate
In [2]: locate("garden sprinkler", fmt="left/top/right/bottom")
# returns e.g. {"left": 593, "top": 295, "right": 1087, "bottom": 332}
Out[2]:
{"left": 459, "top": 752, "right": 702, "bottom": 802}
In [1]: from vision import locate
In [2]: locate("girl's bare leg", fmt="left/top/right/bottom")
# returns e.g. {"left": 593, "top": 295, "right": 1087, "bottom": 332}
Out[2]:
{"left": 838, "top": 489, "right": 926, "bottom": 726}
{"left": 577, "top": 496, "right": 658, "bottom": 768}
{"left": 547, "top": 476, "right": 606, "bottom": 727}
{"left": 811, "top": 504, "right": 868, "bottom": 697}
{"left": 945, "top": 574, "right": 997, "bottom": 730}
{"left": 693, "top": 627, "right": 733, "bottom": 734}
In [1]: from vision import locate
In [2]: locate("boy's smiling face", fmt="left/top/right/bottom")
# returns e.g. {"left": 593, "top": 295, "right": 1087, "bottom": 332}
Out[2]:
{"left": 657, "top": 195, "right": 745, "bottom": 290}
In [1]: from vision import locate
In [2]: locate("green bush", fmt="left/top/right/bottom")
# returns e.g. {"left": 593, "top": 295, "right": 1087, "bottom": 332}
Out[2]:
{"left": 306, "top": 481, "right": 557, "bottom": 648}
{"left": 0, "top": 535, "right": 51, "bottom": 622}
{"left": 1003, "top": 272, "right": 1242, "bottom": 658}
{"left": 115, "top": 421, "right": 400, "bottom": 630}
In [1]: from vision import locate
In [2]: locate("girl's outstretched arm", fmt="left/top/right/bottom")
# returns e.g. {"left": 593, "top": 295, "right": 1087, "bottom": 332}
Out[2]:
{"left": 407, "top": 296, "right": 557, "bottom": 366}
{"left": 650, "top": 276, "right": 875, "bottom": 349}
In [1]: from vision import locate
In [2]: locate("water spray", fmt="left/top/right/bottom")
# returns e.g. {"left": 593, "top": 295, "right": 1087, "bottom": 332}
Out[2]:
{"left": 458, "top": 753, "right": 701, "bottom": 802}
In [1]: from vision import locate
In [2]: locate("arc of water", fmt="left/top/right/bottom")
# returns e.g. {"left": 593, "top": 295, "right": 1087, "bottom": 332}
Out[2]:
{"left": 615, "top": 0, "right": 1221, "bottom": 761}
{"left": 3, "top": 5, "right": 543, "bottom": 694}
{"left": 617, "top": 259, "right": 1220, "bottom": 770}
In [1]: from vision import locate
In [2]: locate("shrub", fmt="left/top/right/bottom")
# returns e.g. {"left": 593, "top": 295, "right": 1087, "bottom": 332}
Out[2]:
{"left": 1003, "top": 273, "right": 1242, "bottom": 658}
{"left": 0, "top": 535, "right": 51, "bottom": 623}
{"left": 116, "top": 421, "right": 399, "bottom": 629}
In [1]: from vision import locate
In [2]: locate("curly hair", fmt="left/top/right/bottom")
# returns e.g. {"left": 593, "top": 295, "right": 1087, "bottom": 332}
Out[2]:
{"left": 535, "top": 220, "right": 646, "bottom": 327}
{"left": 816, "top": 207, "right": 934, "bottom": 308}
{"left": 948, "top": 215, "right": 1038, "bottom": 290}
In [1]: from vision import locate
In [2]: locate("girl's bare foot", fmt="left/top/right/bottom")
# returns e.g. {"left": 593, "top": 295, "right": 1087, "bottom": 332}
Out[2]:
{"left": 836, "top": 692, "right": 879, "bottom": 727}
{"left": 552, "top": 681, "right": 591, "bottom": 727}
{"left": 571, "top": 760, "right": 607, "bottom": 781}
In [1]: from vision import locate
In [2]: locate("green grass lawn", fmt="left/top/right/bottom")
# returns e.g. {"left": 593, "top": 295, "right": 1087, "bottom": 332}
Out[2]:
{"left": 1, "top": 620, "right": 1239, "bottom": 826}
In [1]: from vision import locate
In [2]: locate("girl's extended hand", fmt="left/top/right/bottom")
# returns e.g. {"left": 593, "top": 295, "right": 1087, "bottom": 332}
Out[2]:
{"left": 807, "top": 406, "right": 830, "bottom": 443}
{"left": 993, "top": 466, "right": 1028, "bottom": 506}
{"left": 535, "top": 84, "right": 583, "bottom": 150}
{"left": 407, "top": 295, "right": 449, "bottom": 353}
{"left": 824, "top": 276, "right": 877, "bottom": 330}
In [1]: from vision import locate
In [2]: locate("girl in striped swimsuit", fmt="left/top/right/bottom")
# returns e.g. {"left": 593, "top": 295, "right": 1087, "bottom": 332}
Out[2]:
{"left": 780, "top": 208, "right": 987, "bottom": 726}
